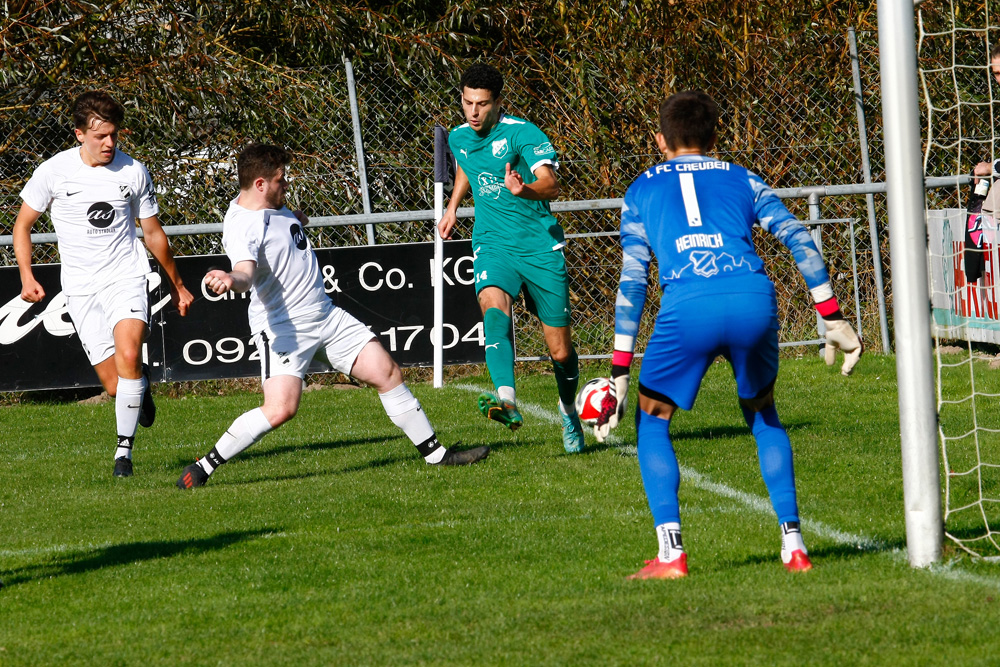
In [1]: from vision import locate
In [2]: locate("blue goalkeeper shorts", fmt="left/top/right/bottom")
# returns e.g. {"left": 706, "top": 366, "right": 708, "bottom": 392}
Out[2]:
{"left": 638, "top": 289, "right": 779, "bottom": 411}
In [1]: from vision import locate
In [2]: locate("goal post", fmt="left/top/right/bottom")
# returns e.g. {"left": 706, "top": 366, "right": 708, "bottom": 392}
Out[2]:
{"left": 878, "top": 0, "right": 944, "bottom": 567}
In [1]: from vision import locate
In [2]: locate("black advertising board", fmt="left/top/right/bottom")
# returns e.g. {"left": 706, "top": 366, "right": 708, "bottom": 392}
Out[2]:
{"left": 0, "top": 263, "right": 109, "bottom": 390}
{"left": 0, "top": 240, "right": 485, "bottom": 391}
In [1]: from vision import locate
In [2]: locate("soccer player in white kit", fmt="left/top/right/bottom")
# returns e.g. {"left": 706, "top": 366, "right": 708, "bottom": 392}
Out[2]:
{"left": 13, "top": 91, "right": 194, "bottom": 478}
{"left": 176, "top": 144, "right": 489, "bottom": 489}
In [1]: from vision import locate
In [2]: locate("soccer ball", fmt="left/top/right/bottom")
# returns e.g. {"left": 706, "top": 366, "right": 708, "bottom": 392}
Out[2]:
{"left": 575, "top": 377, "right": 616, "bottom": 426}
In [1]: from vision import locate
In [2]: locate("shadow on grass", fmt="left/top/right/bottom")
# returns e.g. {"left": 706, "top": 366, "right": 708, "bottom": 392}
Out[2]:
{"left": 673, "top": 419, "right": 814, "bottom": 442}
{"left": 172, "top": 434, "right": 404, "bottom": 469}
{"left": 218, "top": 453, "right": 414, "bottom": 486}
{"left": 1, "top": 528, "right": 277, "bottom": 589}
{"left": 733, "top": 537, "right": 904, "bottom": 570}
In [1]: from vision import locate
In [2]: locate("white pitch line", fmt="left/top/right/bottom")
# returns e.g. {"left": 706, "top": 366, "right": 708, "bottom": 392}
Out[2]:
{"left": 450, "top": 382, "right": 1000, "bottom": 586}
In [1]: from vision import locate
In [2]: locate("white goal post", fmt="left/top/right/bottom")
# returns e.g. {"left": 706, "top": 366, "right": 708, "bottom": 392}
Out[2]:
{"left": 878, "top": 0, "right": 944, "bottom": 567}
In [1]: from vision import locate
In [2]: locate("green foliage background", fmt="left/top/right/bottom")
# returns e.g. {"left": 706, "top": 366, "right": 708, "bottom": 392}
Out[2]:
{"left": 1, "top": 1, "right": 991, "bottom": 354}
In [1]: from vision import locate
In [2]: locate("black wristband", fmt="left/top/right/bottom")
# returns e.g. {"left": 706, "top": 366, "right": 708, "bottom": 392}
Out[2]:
{"left": 611, "top": 364, "right": 630, "bottom": 379}
{"left": 822, "top": 309, "right": 845, "bottom": 322}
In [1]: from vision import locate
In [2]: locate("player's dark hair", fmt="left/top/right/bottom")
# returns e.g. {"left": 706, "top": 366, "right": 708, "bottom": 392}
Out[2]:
{"left": 238, "top": 143, "right": 292, "bottom": 190}
{"left": 658, "top": 90, "right": 719, "bottom": 152}
{"left": 991, "top": 42, "right": 1000, "bottom": 61}
{"left": 72, "top": 91, "right": 125, "bottom": 130}
{"left": 460, "top": 63, "right": 504, "bottom": 101}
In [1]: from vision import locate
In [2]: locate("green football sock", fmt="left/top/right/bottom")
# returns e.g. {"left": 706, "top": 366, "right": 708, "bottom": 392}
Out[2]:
{"left": 483, "top": 308, "right": 516, "bottom": 392}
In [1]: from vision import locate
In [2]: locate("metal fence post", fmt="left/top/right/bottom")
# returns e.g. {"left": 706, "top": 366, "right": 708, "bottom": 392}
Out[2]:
{"left": 343, "top": 55, "right": 376, "bottom": 245}
{"left": 849, "top": 27, "right": 891, "bottom": 352}
{"left": 809, "top": 192, "right": 826, "bottom": 344}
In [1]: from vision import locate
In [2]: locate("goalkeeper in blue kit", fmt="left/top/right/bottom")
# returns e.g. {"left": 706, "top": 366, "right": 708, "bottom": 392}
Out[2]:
{"left": 597, "top": 91, "right": 862, "bottom": 579}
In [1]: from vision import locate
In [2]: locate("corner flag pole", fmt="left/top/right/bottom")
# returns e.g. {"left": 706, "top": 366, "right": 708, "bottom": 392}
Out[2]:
{"left": 877, "top": 0, "right": 943, "bottom": 567}
{"left": 432, "top": 125, "right": 449, "bottom": 388}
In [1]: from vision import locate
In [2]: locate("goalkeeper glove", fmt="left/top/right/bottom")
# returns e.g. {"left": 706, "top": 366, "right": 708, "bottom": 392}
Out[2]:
{"left": 595, "top": 369, "right": 630, "bottom": 443}
{"left": 823, "top": 317, "right": 863, "bottom": 376}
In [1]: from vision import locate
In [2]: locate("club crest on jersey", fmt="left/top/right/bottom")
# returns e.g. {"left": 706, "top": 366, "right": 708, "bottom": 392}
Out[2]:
{"left": 492, "top": 138, "right": 509, "bottom": 158}
{"left": 119, "top": 185, "right": 132, "bottom": 200}
{"left": 290, "top": 223, "right": 308, "bottom": 250}
{"left": 689, "top": 250, "right": 719, "bottom": 278}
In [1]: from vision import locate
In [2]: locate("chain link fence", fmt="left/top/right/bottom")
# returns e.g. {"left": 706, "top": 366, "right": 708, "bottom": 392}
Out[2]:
{"left": 2, "top": 30, "right": 906, "bottom": 376}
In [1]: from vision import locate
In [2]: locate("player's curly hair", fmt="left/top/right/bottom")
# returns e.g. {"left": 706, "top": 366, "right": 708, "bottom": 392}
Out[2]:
{"left": 658, "top": 90, "right": 719, "bottom": 152}
{"left": 72, "top": 91, "right": 124, "bottom": 130}
{"left": 460, "top": 63, "right": 504, "bottom": 101}
{"left": 238, "top": 143, "right": 292, "bottom": 190}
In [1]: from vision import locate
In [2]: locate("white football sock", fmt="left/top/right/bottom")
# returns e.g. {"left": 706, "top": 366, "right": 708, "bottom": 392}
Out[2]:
{"left": 114, "top": 377, "right": 144, "bottom": 459}
{"left": 780, "top": 521, "right": 807, "bottom": 557}
{"left": 497, "top": 385, "right": 516, "bottom": 403}
{"left": 559, "top": 400, "right": 576, "bottom": 416}
{"left": 378, "top": 384, "right": 445, "bottom": 463}
{"left": 656, "top": 522, "right": 685, "bottom": 562}
{"left": 199, "top": 408, "right": 273, "bottom": 474}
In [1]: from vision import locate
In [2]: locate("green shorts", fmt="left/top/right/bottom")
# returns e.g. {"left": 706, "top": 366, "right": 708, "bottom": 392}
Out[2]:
{"left": 473, "top": 244, "right": 572, "bottom": 327}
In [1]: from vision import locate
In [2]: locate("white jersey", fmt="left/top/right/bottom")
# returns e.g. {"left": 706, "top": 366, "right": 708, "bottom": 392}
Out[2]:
{"left": 19, "top": 147, "right": 158, "bottom": 296}
{"left": 222, "top": 198, "right": 331, "bottom": 333}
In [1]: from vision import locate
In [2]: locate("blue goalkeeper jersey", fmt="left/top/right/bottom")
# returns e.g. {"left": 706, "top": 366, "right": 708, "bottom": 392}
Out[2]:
{"left": 614, "top": 154, "right": 833, "bottom": 344}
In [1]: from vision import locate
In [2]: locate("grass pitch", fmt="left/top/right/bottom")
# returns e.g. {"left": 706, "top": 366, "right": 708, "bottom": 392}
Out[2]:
{"left": 3, "top": 355, "right": 1000, "bottom": 665}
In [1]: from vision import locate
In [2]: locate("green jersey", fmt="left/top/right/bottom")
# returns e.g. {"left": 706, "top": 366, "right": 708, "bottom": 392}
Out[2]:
{"left": 449, "top": 113, "right": 563, "bottom": 255}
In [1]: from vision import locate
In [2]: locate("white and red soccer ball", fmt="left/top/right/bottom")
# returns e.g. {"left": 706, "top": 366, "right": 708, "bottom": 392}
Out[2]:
{"left": 575, "top": 377, "right": 616, "bottom": 426}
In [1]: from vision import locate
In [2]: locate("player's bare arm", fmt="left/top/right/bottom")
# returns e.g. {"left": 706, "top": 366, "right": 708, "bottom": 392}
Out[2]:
{"left": 204, "top": 260, "right": 255, "bottom": 295}
{"left": 138, "top": 215, "right": 194, "bottom": 316}
{"left": 504, "top": 163, "right": 560, "bottom": 201}
{"left": 12, "top": 202, "right": 45, "bottom": 303}
{"left": 438, "top": 164, "right": 471, "bottom": 239}
{"left": 293, "top": 210, "right": 309, "bottom": 225}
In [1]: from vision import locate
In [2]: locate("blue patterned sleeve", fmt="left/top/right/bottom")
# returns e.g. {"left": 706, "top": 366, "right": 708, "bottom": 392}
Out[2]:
{"left": 613, "top": 192, "right": 653, "bottom": 353}
{"left": 749, "top": 172, "right": 834, "bottom": 304}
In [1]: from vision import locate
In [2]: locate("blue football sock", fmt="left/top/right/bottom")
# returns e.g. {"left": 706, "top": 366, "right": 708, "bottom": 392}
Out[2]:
{"left": 742, "top": 404, "right": 799, "bottom": 525}
{"left": 636, "top": 408, "right": 682, "bottom": 526}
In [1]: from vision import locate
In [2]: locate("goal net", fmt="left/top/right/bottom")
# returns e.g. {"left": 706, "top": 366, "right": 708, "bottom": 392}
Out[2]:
{"left": 920, "top": 0, "right": 1000, "bottom": 558}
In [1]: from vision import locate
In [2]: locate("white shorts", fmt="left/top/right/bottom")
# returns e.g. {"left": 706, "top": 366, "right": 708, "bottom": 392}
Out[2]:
{"left": 254, "top": 305, "right": 375, "bottom": 381}
{"left": 66, "top": 277, "right": 150, "bottom": 365}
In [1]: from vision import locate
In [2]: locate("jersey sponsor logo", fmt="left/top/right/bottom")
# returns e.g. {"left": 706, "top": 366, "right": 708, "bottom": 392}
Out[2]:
{"left": 87, "top": 202, "right": 115, "bottom": 229}
{"left": 532, "top": 142, "right": 554, "bottom": 156}
{"left": 669, "top": 251, "right": 750, "bottom": 280}
{"left": 476, "top": 173, "right": 503, "bottom": 200}
{"left": 491, "top": 138, "right": 509, "bottom": 158}
{"left": 290, "top": 223, "right": 308, "bottom": 250}
{"left": 675, "top": 233, "right": 724, "bottom": 253}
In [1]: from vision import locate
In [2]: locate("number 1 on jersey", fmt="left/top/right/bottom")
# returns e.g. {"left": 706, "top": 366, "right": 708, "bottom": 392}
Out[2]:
{"left": 679, "top": 172, "right": 702, "bottom": 227}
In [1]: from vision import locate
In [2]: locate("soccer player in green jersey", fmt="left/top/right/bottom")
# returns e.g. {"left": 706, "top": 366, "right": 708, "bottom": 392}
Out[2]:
{"left": 438, "top": 63, "right": 585, "bottom": 453}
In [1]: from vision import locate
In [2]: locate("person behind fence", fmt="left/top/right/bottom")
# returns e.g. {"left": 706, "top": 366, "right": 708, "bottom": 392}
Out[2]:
{"left": 437, "top": 63, "right": 586, "bottom": 453}
{"left": 965, "top": 43, "right": 1000, "bottom": 283}
{"left": 595, "top": 90, "right": 863, "bottom": 579}
{"left": 176, "top": 143, "right": 489, "bottom": 489}
{"left": 13, "top": 90, "right": 194, "bottom": 479}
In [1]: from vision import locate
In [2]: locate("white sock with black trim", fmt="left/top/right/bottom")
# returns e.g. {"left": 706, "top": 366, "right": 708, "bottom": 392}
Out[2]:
{"left": 198, "top": 407, "right": 273, "bottom": 475}
{"left": 115, "top": 377, "right": 144, "bottom": 459}
{"left": 656, "top": 522, "right": 685, "bottom": 563}
{"left": 378, "top": 383, "right": 446, "bottom": 464}
{"left": 781, "top": 521, "right": 807, "bottom": 558}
